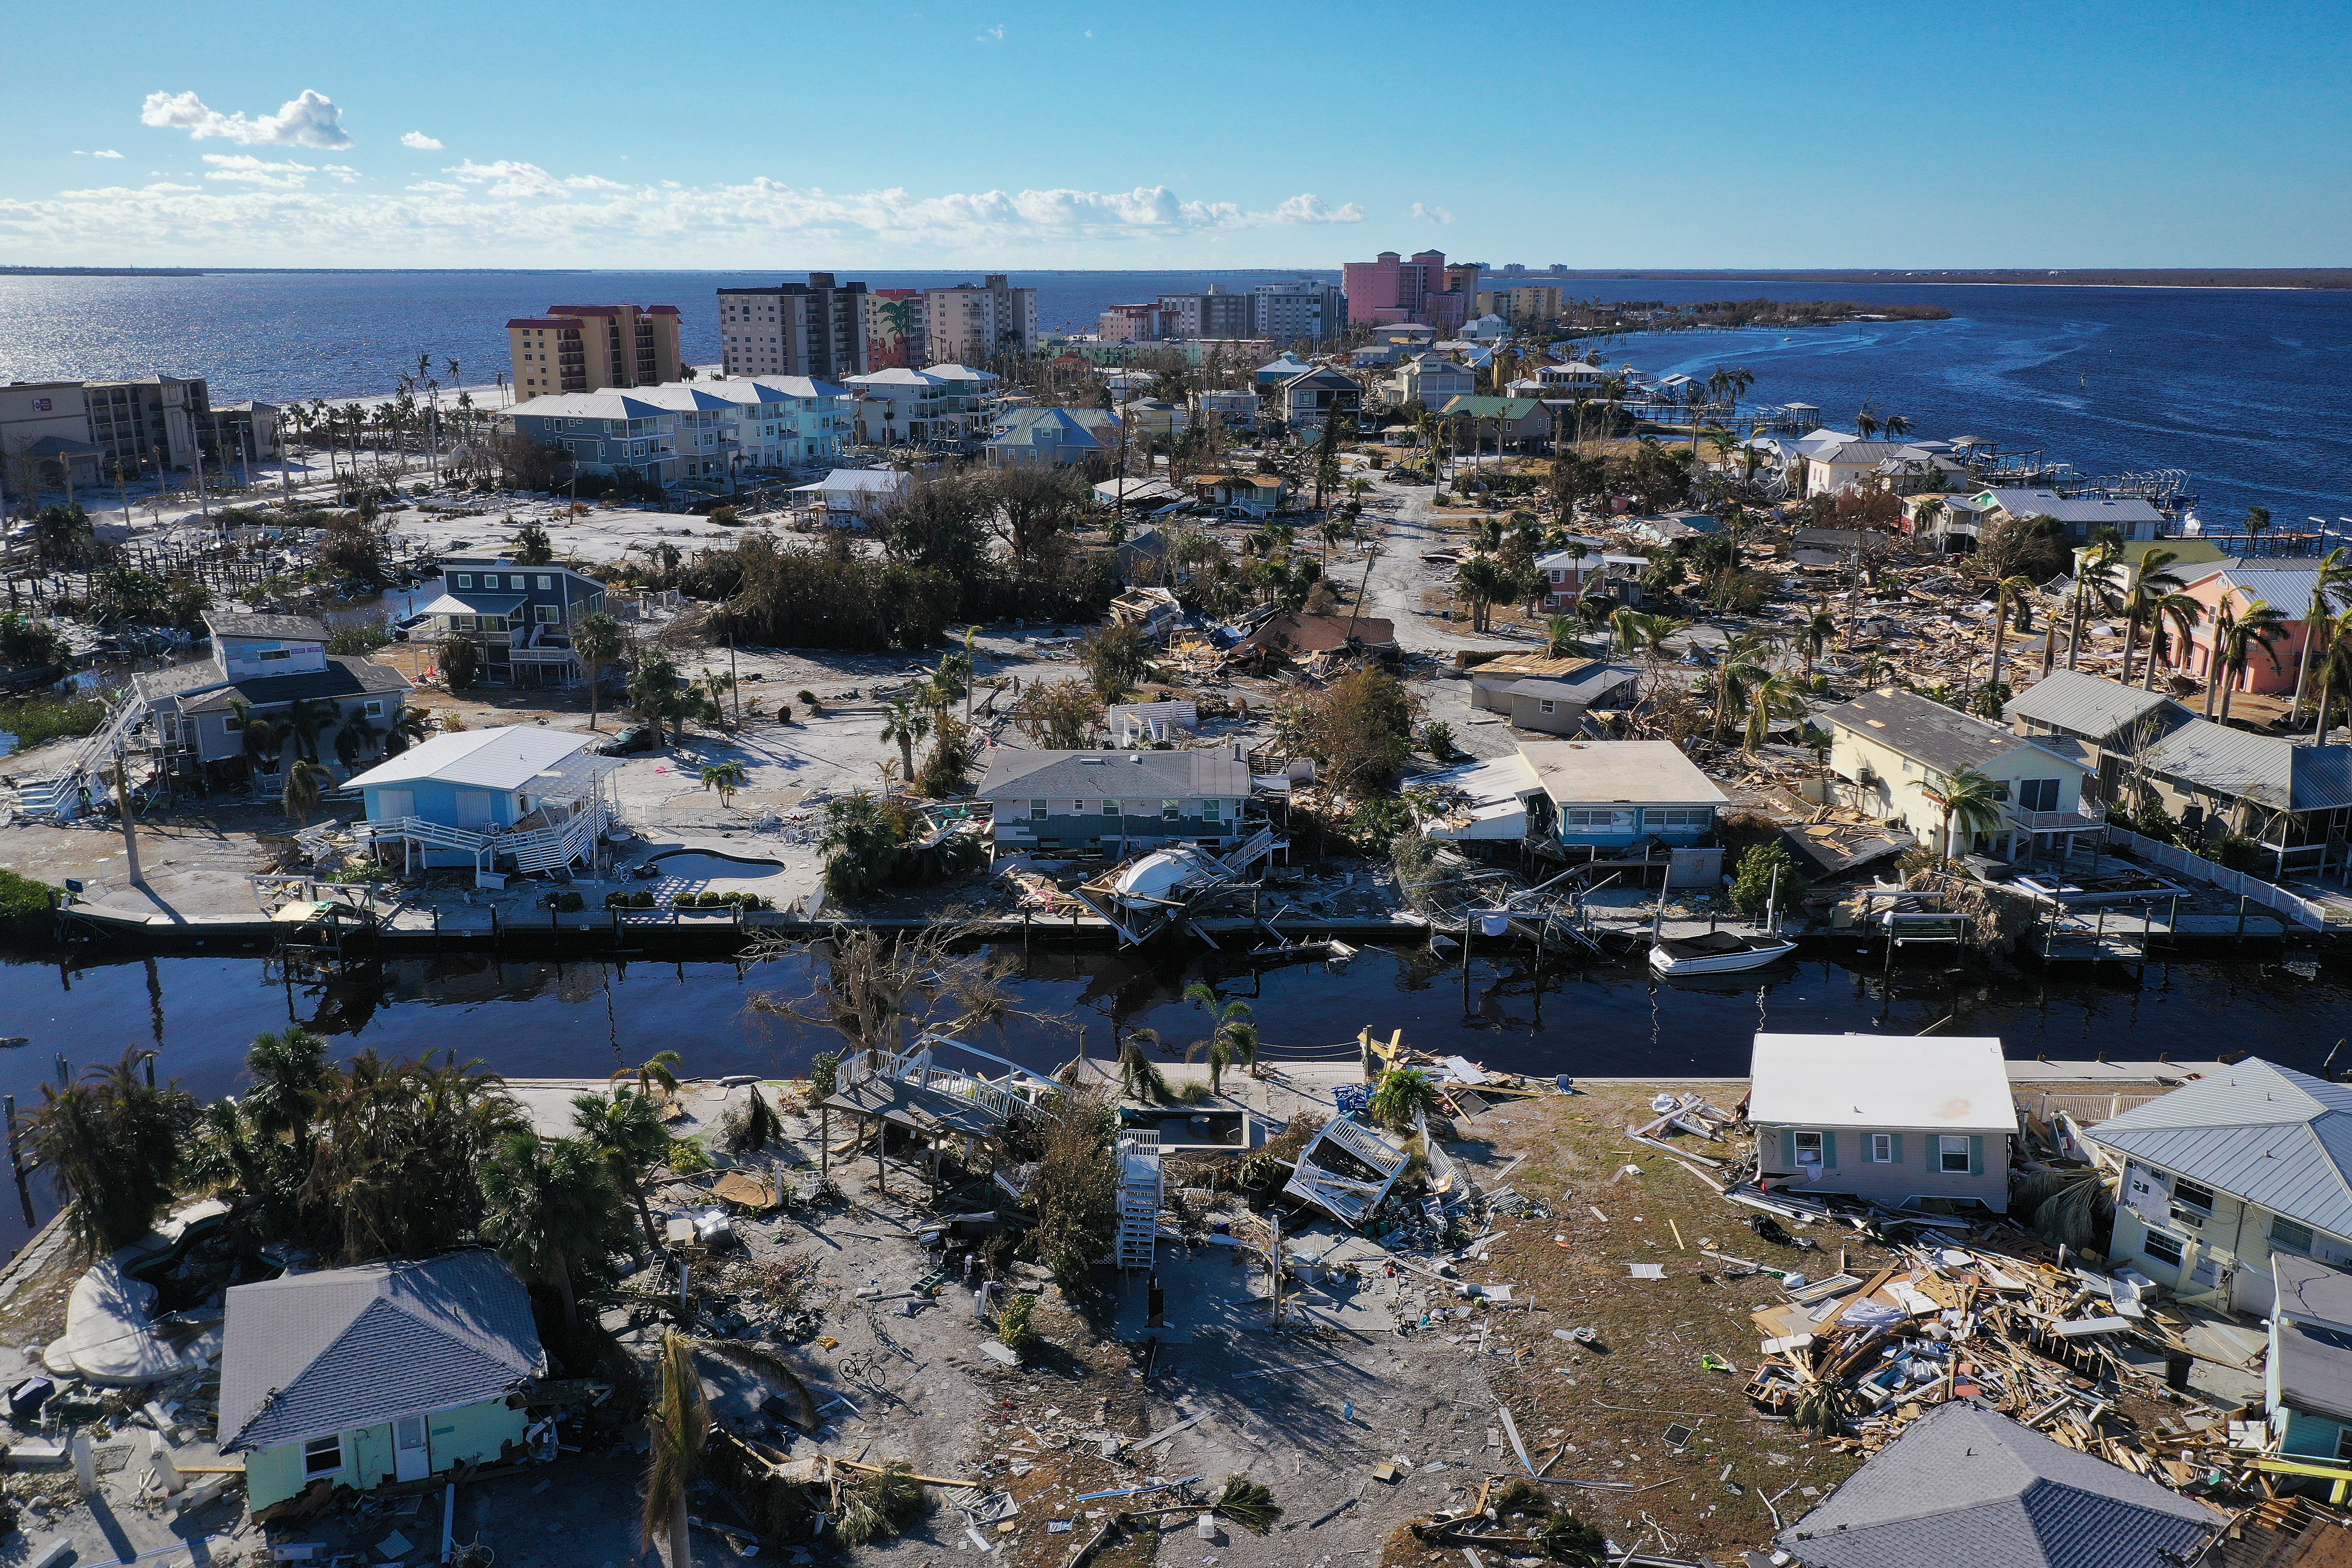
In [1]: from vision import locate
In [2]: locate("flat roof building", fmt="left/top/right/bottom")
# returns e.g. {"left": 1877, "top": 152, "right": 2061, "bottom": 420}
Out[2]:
{"left": 508, "top": 304, "right": 682, "bottom": 401}
{"left": 718, "top": 273, "right": 870, "bottom": 382}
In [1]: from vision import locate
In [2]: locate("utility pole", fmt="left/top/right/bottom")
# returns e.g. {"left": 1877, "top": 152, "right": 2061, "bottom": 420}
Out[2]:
{"left": 111, "top": 738, "right": 143, "bottom": 887}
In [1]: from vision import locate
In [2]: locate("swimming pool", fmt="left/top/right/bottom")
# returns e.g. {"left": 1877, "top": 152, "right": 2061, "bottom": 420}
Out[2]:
{"left": 644, "top": 850, "right": 787, "bottom": 881}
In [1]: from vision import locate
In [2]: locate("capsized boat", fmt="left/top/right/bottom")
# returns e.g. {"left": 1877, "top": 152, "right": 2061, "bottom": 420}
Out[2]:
{"left": 1647, "top": 930, "right": 1798, "bottom": 976}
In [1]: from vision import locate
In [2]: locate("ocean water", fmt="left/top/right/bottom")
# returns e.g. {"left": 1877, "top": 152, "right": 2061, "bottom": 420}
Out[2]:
{"left": 1, "top": 270, "right": 2346, "bottom": 523}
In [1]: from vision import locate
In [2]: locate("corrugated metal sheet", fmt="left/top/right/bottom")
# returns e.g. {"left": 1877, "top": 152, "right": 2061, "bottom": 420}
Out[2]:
{"left": 2003, "top": 671, "right": 2171, "bottom": 743}
{"left": 2087, "top": 1060, "right": 2352, "bottom": 1237}
{"left": 2138, "top": 719, "right": 2352, "bottom": 813}
{"left": 2202, "top": 565, "right": 2324, "bottom": 611}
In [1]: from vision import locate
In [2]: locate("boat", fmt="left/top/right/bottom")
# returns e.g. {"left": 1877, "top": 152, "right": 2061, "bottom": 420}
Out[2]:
{"left": 1647, "top": 930, "right": 1798, "bottom": 977}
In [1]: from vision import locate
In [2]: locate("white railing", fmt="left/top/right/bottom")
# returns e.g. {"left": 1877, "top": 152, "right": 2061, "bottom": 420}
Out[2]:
{"left": 2103, "top": 824, "right": 2334, "bottom": 929}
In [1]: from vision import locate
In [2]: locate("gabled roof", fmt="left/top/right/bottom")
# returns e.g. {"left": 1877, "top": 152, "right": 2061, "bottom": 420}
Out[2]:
{"left": 987, "top": 406, "right": 1115, "bottom": 450}
{"left": 2087, "top": 1058, "right": 2352, "bottom": 1239}
{"left": 1811, "top": 441, "right": 1930, "bottom": 466}
{"left": 180, "top": 655, "right": 412, "bottom": 715}
{"left": 1231, "top": 612, "right": 1397, "bottom": 656}
{"left": 975, "top": 747, "right": 1253, "bottom": 801}
{"left": 2003, "top": 670, "right": 2174, "bottom": 743}
{"left": 345, "top": 725, "right": 594, "bottom": 794}
{"left": 1776, "top": 1402, "right": 2220, "bottom": 1568}
{"left": 204, "top": 611, "right": 331, "bottom": 643}
{"left": 920, "top": 362, "right": 998, "bottom": 383}
{"left": 2141, "top": 717, "right": 2352, "bottom": 814}
{"left": 2189, "top": 564, "right": 2327, "bottom": 614}
{"left": 508, "top": 391, "right": 674, "bottom": 420}
{"left": 220, "top": 1251, "right": 543, "bottom": 1452}
{"left": 1437, "top": 396, "right": 1544, "bottom": 420}
{"left": 1828, "top": 687, "right": 2078, "bottom": 778}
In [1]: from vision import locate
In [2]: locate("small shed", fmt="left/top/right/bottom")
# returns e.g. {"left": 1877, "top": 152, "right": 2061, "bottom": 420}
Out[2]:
{"left": 1749, "top": 1032, "right": 2017, "bottom": 1212}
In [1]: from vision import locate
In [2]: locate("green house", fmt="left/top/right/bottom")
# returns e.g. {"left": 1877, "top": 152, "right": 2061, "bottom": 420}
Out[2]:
{"left": 219, "top": 1252, "right": 546, "bottom": 1510}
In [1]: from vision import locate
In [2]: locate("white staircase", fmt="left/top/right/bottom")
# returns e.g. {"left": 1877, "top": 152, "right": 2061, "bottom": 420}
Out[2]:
{"left": 1115, "top": 1131, "right": 1162, "bottom": 1271}
{"left": 13, "top": 690, "right": 152, "bottom": 821}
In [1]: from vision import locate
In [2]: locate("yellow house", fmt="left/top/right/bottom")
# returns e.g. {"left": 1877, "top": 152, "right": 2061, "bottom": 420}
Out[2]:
{"left": 1827, "top": 687, "right": 2094, "bottom": 861}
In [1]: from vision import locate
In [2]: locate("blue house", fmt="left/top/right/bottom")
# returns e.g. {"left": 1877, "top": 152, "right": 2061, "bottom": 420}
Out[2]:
{"left": 2268, "top": 1254, "right": 2352, "bottom": 1465}
{"left": 342, "top": 726, "right": 609, "bottom": 882}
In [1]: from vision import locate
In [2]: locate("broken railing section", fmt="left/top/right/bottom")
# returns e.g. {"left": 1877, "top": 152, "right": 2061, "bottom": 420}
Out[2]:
{"left": 1282, "top": 1113, "right": 1412, "bottom": 1227}
{"left": 829, "top": 1032, "right": 1062, "bottom": 1133}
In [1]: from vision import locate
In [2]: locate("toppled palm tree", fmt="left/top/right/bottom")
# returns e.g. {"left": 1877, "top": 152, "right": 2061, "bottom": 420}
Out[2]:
{"left": 642, "top": 1330, "right": 709, "bottom": 1568}
{"left": 1214, "top": 1475, "right": 1282, "bottom": 1534}
{"left": 1117, "top": 1031, "right": 1171, "bottom": 1103}
{"left": 1369, "top": 1067, "right": 1440, "bottom": 1131}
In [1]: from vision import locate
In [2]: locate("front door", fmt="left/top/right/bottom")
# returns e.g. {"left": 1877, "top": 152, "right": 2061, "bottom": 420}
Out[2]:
{"left": 454, "top": 790, "right": 496, "bottom": 831}
{"left": 394, "top": 1414, "right": 430, "bottom": 1482}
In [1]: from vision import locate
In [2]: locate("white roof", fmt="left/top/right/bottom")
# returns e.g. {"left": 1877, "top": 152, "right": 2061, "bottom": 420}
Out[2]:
{"left": 345, "top": 726, "right": 594, "bottom": 794}
{"left": 793, "top": 468, "right": 908, "bottom": 496}
{"left": 1516, "top": 740, "right": 1727, "bottom": 807}
{"left": 921, "top": 362, "right": 998, "bottom": 382}
{"left": 1749, "top": 1033, "right": 2018, "bottom": 1132}
{"left": 1403, "top": 754, "right": 1539, "bottom": 840}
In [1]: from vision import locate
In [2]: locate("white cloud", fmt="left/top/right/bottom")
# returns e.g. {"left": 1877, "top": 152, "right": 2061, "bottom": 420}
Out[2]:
{"left": 399, "top": 132, "right": 444, "bottom": 151}
{"left": 1409, "top": 202, "right": 1455, "bottom": 225}
{"left": 202, "top": 153, "right": 318, "bottom": 189}
{"left": 0, "top": 173, "right": 1368, "bottom": 266}
{"left": 977, "top": 22, "right": 1004, "bottom": 40}
{"left": 140, "top": 88, "right": 352, "bottom": 149}
{"left": 74, "top": 149, "right": 126, "bottom": 159}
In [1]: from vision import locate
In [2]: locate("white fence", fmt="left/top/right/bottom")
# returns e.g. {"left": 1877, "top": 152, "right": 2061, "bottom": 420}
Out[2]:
{"left": 2103, "top": 824, "right": 2335, "bottom": 930}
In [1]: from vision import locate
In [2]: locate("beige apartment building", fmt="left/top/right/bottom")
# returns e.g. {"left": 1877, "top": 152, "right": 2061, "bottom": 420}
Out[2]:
{"left": 508, "top": 304, "right": 682, "bottom": 402}
{"left": 717, "top": 274, "right": 870, "bottom": 381}
{"left": 3, "top": 374, "right": 218, "bottom": 506}
{"left": 924, "top": 274, "right": 1037, "bottom": 363}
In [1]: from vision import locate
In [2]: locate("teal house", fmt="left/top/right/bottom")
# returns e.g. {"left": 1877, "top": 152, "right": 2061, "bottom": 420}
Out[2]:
{"left": 220, "top": 1252, "right": 546, "bottom": 1510}
{"left": 342, "top": 726, "right": 610, "bottom": 881}
{"left": 2269, "top": 1254, "right": 2352, "bottom": 1467}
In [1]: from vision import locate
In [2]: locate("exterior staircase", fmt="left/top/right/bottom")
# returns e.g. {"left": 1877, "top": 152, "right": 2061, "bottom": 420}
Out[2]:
{"left": 1115, "top": 1130, "right": 1163, "bottom": 1271}
{"left": 11, "top": 690, "right": 152, "bottom": 820}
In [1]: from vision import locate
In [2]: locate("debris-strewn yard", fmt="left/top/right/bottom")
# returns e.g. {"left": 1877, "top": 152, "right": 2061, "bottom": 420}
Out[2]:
{"left": 1387, "top": 1082, "right": 1880, "bottom": 1564}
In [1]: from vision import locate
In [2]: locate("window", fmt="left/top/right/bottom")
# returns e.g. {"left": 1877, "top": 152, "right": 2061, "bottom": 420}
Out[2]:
{"left": 303, "top": 1436, "right": 343, "bottom": 1476}
{"left": 1793, "top": 1131, "right": 1823, "bottom": 1164}
{"left": 1939, "top": 1135, "right": 1972, "bottom": 1174}
{"left": 1869, "top": 1133, "right": 1894, "bottom": 1164}
{"left": 2171, "top": 1178, "right": 2216, "bottom": 1213}
{"left": 361, "top": 701, "right": 383, "bottom": 717}
{"left": 2018, "top": 778, "right": 2061, "bottom": 813}
{"left": 1102, "top": 800, "right": 1121, "bottom": 816}
{"left": 1539, "top": 700, "right": 1556, "bottom": 715}
{"left": 1650, "top": 808, "right": 1713, "bottom": 830}
{"left": 2273, "top": 1217, "right": 2317, "bottom": 1256}
{"left": 1562, "top": 808, "right": 1634, "bottom": 830}
{"left": 455, "top": 574, "right": 473, "bottom": 589}
{"left": 1202, "top": 799, "right": 1222, "bottom": 821}
{"left": 256, "top": 648, "right": 292, "bottom": 662}
{"left": 224, "top": 714, "right": 242, "bottom": 731}
{"left": 536, "top": 605, "right": 559, "bottom": 624}
{"left": 1029, "top": 800, "right": 1047, "bottom": 821}
{"left": 1162, "top": 799, "right": 1181, "bottom": 820}
{"left": 2143, "top": 1230, "right": 2186, "bottom": 1266}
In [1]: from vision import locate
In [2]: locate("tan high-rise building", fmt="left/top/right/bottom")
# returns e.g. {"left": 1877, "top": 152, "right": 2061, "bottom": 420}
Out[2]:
{"left": 923, "top": 274, "right": 1037, "bottom": 364}
{"left": 717, "top": 273, "right": 871, "bottom": 380}
{"left": 508, "top": 303, "right": 682, "bottom": 401}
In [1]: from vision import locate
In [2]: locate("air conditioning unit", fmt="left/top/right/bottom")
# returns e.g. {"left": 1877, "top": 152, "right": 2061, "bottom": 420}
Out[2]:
{"left": 2170, "top": 1204, "right": 2207, "bottom": 1231}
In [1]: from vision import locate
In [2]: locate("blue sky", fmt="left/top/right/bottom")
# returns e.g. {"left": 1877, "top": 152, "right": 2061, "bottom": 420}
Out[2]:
{"left": 4, "top": 0, "right": 2346, "bottom": 269}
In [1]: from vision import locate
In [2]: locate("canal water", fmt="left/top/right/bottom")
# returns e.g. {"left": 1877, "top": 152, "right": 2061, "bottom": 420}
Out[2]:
{"left": 2, "top": 938, "right": 2346, "bottom": 1253}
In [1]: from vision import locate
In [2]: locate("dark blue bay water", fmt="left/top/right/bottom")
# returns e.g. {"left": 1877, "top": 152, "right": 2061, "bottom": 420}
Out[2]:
{"left": 0, "top": 940, "right": 2342, "bottom": 1250}
{"left": 1, "top": 271, "right": 2345, "bottom": 523}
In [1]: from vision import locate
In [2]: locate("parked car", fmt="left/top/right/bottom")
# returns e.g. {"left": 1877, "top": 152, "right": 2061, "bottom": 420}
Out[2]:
{"left": 595, "top": 725, "right": 655, "bottom": 756}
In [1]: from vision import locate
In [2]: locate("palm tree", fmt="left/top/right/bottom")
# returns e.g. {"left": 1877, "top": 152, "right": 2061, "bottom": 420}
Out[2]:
{"left": 2290, "top": 548, "right": 2352, "bottom": 719}
{"left": 1182, "top": 984, "right": 1259, "bottom": 1091}
{"left": 1921, "top": 768, "right": 2006, "bottom": 863}
{"left": 229, "top": 698, "right": 293, "bottom": 772}
{"left": 1116, "top": 1032, "right": 1170, "bottom": 1103}
{"left": 1368, "top": 1067, "right": 1440, "bottom": 1131}
{"left": 30, "top": 1047, "right": 196, "bottom": 1254}
{"left": 2311, "top": 609, "right": 2352, "bottom": 743}
{"left": 1855, "top": 403, "right": 1881, "bottom": 440}
{"left": 1882, "top": 414, "right": 1911, "bottom": 439}
{"left": 2066, "top": 532, "right": 2126, "bottom": 671}
{"left": 2210, "top": 598, "right": 2289, "bottom": 723}
{"left": 2141, "top": 586, "right": 2206, "bottom": 692}
{"left": 2243, "top": 504, "right": 2272, "bottom": 558}
{"left": 573, "top": 613, "right": 627, "bottom": 731}
{"left": 1710, "top": 629, "right": 1782, "bottom": 744}
{"left": 333, "top": 710, "right": 386, "bottom": 770}
{"left": 282, "top": 758, "right": 331, "bottom": 824}
{"left": 1543, "top": 615, "right": 1581, "bottom": 659}
{"left": 1743, "top": 670, "right": 1811, "bottom": 755}
{"left": 880, "top": 701, "right": 929, "bottom": 790}
{"left": 1802, "top": 604, "right": 1839, "bottom": 677}
{"left": 612, "top": 1050, "right": 685, "bottom": 1099}
{"left": 481, "top": 1130, "right": 632, "bottom": 1326}
{"left": 2119, "top": 551, "right": 2191, "bottom": 686}
{"left": 700, "top": 761, "right": 747, "bottom": 807}
{"left": 285, "top": 696, "right": 336, "bottom": 762}
{"left": 1981, "top": 575, "right": 2037, "bottom": 712}
{"left": 383, "top": 706, "right": 434, "bottom": 756}
{"left": 571, "top": 1087, "right": 671, "bottom": 1250}
{"left": 642, "top": 1329, "right": 710, "bottom": 1568}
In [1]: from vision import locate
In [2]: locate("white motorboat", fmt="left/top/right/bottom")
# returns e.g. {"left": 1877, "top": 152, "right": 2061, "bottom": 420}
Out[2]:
{"left": 1648, "top": 930, "right": 1799, "bottom": 977}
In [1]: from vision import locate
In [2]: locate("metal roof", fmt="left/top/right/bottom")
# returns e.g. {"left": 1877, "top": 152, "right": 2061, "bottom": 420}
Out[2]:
{"left": 220, "top": 1251, "right": 543, "bottom": 1452}
{"left": 1976, "top": 488, "right": 2167, "bottom": 525}
{"left": 2275, "top": 1319, "right": 2352, "bottom": 1426}
{"left": 2087, "top": 1059, "right": 2352, "bottom": 1239}
{"left": 2140, "top": 717, "right": 2352, "bottom": 814}
{"left": 1749, "top": 1035, "right": 2016, "bottom": 1132}
{"left": 1777, "top": 1402, "right": 2221, "bottom": 1568}
{"left": 204, "top": 611, "right": 331, "bottom": 643}
{"left": 344, "top": 725, "right": 594, "bottom": 795}
{"left": 2196, "top": 564, "right": 2326, "bottom": 613}
{"left": 1829, "top": 687, "right": 2070, "bottom": 778}
{"left": 977, "top": 747, "right": 1253, "bottom": 801}
{"left": 2275, "top": 1254, "right": 2352, "bottom": 1334}
{"left": 2003, "top": 671, "right": 2173, "bottom": 743}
